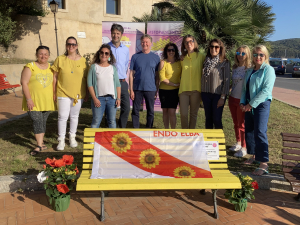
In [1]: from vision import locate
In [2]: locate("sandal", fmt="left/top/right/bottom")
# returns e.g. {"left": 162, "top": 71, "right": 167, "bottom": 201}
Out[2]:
{"left": 252, "top": 167, "right": 269, "bottom": 176}
{"left": 30, "top": 146, "right": 43, "bottom": 156}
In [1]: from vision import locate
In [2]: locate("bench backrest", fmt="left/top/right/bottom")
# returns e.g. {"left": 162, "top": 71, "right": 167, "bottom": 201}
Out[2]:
{"left": 82, "top": 128, "right": 228, "bottom": 174}
{"left": 0, "top": 74, "right": 11, "bottom": 87}
{"left": 281, "top": 132, "right": 300, "bottom": 192}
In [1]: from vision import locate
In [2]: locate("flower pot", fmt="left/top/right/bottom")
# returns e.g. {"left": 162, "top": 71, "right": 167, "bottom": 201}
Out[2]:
{"left": 49, "top": 193, "right": 70, "bottom": 212}
{"left": 234, "top": 199, "right": 248, "bottom": 212}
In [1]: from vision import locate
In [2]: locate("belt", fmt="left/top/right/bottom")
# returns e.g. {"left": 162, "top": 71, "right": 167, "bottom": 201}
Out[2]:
{"left": 119, "top": 79, "right": 126, "bottom": 82}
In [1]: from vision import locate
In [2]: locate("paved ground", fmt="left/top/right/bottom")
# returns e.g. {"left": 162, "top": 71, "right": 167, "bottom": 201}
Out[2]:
{"left": 0, "top": 91, "right": 25, "bottom": 124}
{"left": 0, "top": 189, "right": 299, "bottom": 225}
{"left": 274, "top": 73, "right": 300, "bottom": 91}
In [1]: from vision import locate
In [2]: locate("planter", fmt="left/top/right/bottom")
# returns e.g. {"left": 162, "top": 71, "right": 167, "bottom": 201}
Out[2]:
{"left": 48, "top": 193, "right": 70, "bottom": 212}
{"left": 234, "top": 199, "right": 248, "bottom": 212}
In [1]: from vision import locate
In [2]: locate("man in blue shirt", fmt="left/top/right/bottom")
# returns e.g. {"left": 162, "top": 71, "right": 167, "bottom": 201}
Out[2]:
{"left": 129, "top": 34, "right": 160, "bottom": 128}
{"left": 108, "top": 24, "right": 130, "bottom": 128}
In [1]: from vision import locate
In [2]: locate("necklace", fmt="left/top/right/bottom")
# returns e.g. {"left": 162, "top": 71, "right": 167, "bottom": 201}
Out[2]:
{"left": 68, "top": 55, "right": 80, "bottom": 74}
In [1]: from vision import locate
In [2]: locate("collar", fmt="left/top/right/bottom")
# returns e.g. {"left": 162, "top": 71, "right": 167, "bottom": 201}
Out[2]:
{"left": 108, "top": 41, "right": 124, "bottom": 48}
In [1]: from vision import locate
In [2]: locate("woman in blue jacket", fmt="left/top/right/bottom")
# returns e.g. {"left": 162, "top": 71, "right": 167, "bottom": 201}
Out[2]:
{"left": 87, "top": 44, "right": 121, "bottom": 128}
{"left": 240, "top": 45, "right": 276, "bottom": 176}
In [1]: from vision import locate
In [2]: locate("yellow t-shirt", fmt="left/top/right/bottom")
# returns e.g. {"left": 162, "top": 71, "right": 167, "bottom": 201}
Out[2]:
{"left": 22, "top": 62, "right": 56, "bottom": 111}
{"left": 179, "top": 52, "right": 205, "bottom": 95}
{"left": 159, "top": 60, "right": 182, "bottom": 90}
{"left": 51, "top": 55, "right": 89, "bottom": 103}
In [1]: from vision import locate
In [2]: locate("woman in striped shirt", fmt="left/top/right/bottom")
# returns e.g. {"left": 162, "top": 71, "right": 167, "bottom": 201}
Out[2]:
{"left": 201, "top": 39, "right": 230, "bottom": 129}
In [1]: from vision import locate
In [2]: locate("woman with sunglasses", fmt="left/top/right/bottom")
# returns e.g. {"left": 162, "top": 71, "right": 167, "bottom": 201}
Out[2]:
{"left": 228, "top": 45, "right": 251, "bottom": 158}
{"left": 52, "top": 36, "right": 89, "bottom": 151}
{"left": 179, "top": 35, "right": 205, "bottom": 129}
{"left": 21, "top": 46, "right": 56, "bottom": 155}
{"left": 240, "top": 45, "right": 275, "bottom": 176}
{"left": 159, "top": 43, "right": 181, "bottom": 129}
{"left": 201, "top": 39, "right": 230, "bottom": 129}
{"left": 87, "top": 44, "right": 121, "bottom": 128}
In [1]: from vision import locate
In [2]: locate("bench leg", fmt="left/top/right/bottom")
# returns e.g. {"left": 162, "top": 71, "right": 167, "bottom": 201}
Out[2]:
{"left": 212, "top": 189, "right": 219, "bottom": 219}
{"left": 12, "top": 88, "right": 18, "bottom": 97}
{"left": 100, "top": 191, "right": 105, "bottom": 221}
{"left": 294, "top": 193, "right": 300, "bottom": 201}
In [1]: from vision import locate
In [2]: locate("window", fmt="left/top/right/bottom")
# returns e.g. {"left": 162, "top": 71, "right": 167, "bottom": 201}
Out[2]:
{"left": 106, "top": 0, "right": 119, "bottom": 15}
{"left": 48, "top": 0, "right": 66, "bottom": 9}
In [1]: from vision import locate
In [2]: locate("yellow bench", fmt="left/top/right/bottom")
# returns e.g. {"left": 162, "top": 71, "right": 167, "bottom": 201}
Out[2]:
{"left": 77, "top": 128, "right": 241, "bottom": 221}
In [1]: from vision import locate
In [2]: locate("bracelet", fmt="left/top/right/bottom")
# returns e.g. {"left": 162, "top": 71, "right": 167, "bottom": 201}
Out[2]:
{"left": 26, "top": 98, "right": 32, "bottom": 101}
{"left": 117, "top": 98, "right": 121, "bottom": 100}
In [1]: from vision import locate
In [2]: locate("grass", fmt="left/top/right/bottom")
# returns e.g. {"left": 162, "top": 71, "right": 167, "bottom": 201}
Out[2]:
{"left": 0, "top": 99, "right": 300, "bottom": 176}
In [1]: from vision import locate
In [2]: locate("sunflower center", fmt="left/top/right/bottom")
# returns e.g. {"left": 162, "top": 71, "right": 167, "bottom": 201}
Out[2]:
{"left": 145, "top": 154, "right": 155, "bottom": 164}
{"left": 116, "top": 138, "right": 127, "bottom": 148}
{"left": 179, "top": 170, "right": 190, "bottom": 177}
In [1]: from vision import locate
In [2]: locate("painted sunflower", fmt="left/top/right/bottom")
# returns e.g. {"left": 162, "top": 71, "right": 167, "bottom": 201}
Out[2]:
{"left": 111, "top": 133, "right": 132, "bottom": 153}
{"left": 140, "top": 149, "right": 161, "bottom": 169}
{"left": 173, "top": 166, "right": 196, "bottom": 178}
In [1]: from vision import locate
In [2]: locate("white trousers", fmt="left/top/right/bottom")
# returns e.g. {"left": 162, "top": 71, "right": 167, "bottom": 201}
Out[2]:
{"left": 57, "top": 97, "right": 83, "bottom": 138}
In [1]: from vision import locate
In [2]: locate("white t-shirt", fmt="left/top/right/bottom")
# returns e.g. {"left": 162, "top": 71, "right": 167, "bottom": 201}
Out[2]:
{"left": 95, "top": 64, "right": 115, "bottom": 98}
{"left": 231, "top": 66, "right": 246, "bottom": 99}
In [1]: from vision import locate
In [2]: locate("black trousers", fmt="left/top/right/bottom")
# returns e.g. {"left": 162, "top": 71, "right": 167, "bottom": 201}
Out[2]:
{"left": 118, "top": 81, "right": 130, "bottom": 128}
{"left": 132, "top": 90, "right": 156, "bottom": 128}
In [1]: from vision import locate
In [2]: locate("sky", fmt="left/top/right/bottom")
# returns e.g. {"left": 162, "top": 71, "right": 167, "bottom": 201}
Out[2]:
{"left": 264, "top": 0, "right": 299, "bottom": 41}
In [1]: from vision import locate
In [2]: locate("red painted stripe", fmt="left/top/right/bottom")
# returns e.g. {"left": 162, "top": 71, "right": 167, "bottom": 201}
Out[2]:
{"left": 95, "top": 131, "right": 213, "bottom": 178}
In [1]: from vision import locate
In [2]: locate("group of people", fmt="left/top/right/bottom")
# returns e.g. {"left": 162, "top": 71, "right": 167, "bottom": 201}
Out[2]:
{"left": 21, "top": 23, "right": 276, "bottom": 176}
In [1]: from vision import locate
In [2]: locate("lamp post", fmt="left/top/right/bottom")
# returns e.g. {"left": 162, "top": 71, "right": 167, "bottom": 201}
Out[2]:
{"left": 49, "top": 0, "right": 59, "bottom": 57}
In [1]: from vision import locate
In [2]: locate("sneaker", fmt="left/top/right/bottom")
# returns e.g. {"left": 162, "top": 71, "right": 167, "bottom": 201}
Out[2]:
{"left": 234, "top": 148, "right": 247, "bottom": 158}
{"left": 229, "top": 143, "right": 242, "bottom": 151}
{"left": 57, "top": 137, "right": 65, "bottom": 151}
{"left": 69, "top": 133, "right": 78, "bottom": 148}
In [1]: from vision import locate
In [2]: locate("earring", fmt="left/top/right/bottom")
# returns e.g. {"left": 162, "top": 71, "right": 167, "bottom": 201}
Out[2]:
{"left": 108, "top": 57, "right": 111, "bottom": 61}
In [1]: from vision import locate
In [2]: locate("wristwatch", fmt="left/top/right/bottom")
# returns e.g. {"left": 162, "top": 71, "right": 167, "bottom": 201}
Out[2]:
{"left": 221, "top": 95, "right": 225, "bottom": 100}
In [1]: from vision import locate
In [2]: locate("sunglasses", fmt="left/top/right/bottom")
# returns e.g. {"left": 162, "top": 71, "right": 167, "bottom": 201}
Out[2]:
{"left": 236, "top": 52, "right": 246, "bottom": 56}
{"left": 210, "top": 45, "right": 220, "bottom": 49}
{"left": 253, "top": 53, "right": 265, "bottom": 58}
{"left": 185, "top": 40, "right": 194, "bottom": 45}
{"left": 167, "top": 49, "right": 175, "bottom": 52}
{"left": 67, "top": 43, "right": 77, "bottom": 47}
{"left": 100, "top": 51, "right": 110, "bottom": 56}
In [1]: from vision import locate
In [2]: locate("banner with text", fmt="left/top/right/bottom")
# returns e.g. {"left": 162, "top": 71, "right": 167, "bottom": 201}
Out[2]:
{"left": 90, "top": 131, "right": 212, "bottom": 179}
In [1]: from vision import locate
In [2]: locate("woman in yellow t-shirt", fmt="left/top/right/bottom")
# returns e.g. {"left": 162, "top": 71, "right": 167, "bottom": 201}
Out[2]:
{"left": 51, "top": 36, "right": 89, "bottom": 151}
{"left": 21, "top": 46, "right": 56, "bottom": 155}
{"left": 179, "top": 35, "right": 205, "bottom": 129}
{"left": 159, "top": 43, "right": 181, "bottom": 129}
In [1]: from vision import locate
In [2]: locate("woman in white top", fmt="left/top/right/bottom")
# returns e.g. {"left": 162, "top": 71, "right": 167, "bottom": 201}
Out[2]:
{"left": 87, "top": 44, "right": 121, "bottom": 128}
{"left": 228, "top": 45, "right": 251, "bottom": 157}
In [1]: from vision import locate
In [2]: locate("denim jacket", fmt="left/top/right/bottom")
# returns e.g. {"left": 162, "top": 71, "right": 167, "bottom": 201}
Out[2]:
{"left": 240, "top": 62, "right": 276, "bottom": 108}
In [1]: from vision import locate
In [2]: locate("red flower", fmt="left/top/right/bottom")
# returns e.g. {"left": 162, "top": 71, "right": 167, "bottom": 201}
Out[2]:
{"left": 54, "top": 159, "right": 66, "bottom": 168}
{"left": 251, "top": 181, "right": 259, "bottom": 190}
{"left": 75, "top": 166, "right": 79, "bottom": 175}
{"left": 62, "top": 155, "right": 74, "bottom": 165}
{"left": 56, "top": 184, "right": 69, "bottom": 194}
{"left": 43, "top": 165, "right": 46, "bottom": 169}
{"left": 45, "top": 158, "right": 56, "bottom": 167}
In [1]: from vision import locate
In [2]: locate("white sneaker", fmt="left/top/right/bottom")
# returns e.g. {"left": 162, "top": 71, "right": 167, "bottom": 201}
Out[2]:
{"left": 229, "top": 143, "right": 242, "bottom": 151}
{"left": 69, "top": 133, "right": 78, "bottom": 148}
{"left": 57, "top": 137, "right": 65, "bottom": 151}
{"left": 234, "top": 148, "right": 247, "bottom": 158}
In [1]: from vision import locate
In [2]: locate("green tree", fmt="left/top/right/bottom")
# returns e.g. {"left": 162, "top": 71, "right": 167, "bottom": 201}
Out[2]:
{"left": 133, "top": 0, "right": 275, "bottom": 55}
{"left": 0, "top": 0, "right": 46, "bottom": 47}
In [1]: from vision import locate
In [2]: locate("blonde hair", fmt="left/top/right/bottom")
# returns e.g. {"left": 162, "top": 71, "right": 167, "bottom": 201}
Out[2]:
{"left": 233, "top": 45, "right": 251, "bottom": 69}
{"left": 252, "top": 44, "right": 270, "bottom": 66}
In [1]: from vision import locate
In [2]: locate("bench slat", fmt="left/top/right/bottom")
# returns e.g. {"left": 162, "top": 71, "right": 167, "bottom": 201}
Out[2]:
{"left": 284, "top": 173, "right": 300, "bottom": 181}
{"left": 283, "top": 142, "right": 300, "bottom": 150}
{"left": 282, "top": 155, "right": 300, "bottom": 161}
{"left": 283, "top": 167, "right": 300, "bottom": 174}
{"left": 282, "top": 136, "right": 300, "bottom": 143}
{"left": 282, "top": 148, "right": 300, "bottom": 155}
{"left": 282, "top": 161, "right": 300, "bottom": 168}
{"left": 282, "top": 133, "right": 300, "bottom": 138}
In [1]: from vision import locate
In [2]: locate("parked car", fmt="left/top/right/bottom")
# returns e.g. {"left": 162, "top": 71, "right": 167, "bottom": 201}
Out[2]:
{"left": 269, "top": 59, "right": 286, "bottom": 75}
{"left": 292, "top": 62, "right": 300, "bottom": 78}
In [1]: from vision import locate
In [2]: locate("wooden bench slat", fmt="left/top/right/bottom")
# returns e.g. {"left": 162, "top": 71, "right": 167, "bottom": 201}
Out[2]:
{"left": 282, "top": 161, "right": 300, "bottom": 167}
{"left": 283, "top": 167, "right": 300, "bottom": 174}
{"left": 282, "top": 133, "right": 300, "bottom": 138}
{"left": 282, "top": 155, "right": 300, "bottom": 161}
{"left": 284, "top": 173, "right": 300, "bottom": 182}
{"left": 282, "top": 149, "right": 300, "bottom": 155}
{"left": 282, "top": 136, "right": 300, "bottom": 142}
{"left": 283, "top": 142, "right": 300, "bottom": 149}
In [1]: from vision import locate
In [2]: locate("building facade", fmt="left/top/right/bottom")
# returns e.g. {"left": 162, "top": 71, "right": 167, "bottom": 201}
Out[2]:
{"left": 7, "top": 0, "right": 161, "bottom": 61}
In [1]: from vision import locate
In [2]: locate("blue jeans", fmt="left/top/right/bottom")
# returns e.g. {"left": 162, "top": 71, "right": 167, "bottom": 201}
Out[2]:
{"left": 245, "top": 100, "right": 270, "bottom": 162}
{"left": 91, "top": 95, "right": 117, "bottom": 128}
{"left": 201, "top": 92, "right": 226, "bottom": 129}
